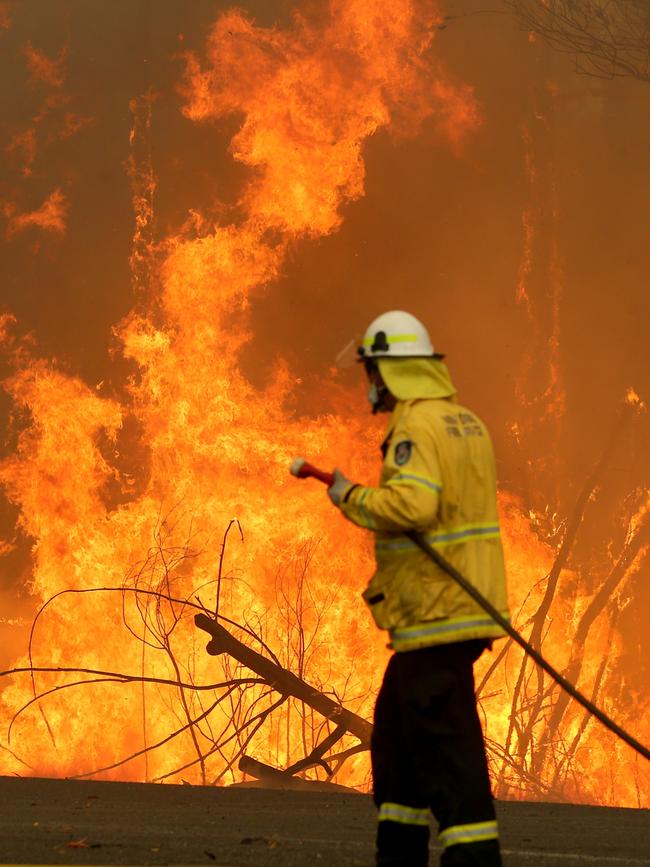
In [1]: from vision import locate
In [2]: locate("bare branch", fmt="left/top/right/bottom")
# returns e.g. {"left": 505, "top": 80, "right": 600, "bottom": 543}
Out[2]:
{"left": 3, "top": 667, "right": 261, "bottom": 741}
{"left": 509, "top": 0, "right": 650, "bottom": 81}
{"left": 215, "top": 518, "right": 244, "bottom": 620}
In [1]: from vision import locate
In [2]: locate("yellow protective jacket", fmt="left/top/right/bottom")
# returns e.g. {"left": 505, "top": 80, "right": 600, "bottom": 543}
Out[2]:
{"left": 340, "top": 364, "right": 509, "bottom": 652}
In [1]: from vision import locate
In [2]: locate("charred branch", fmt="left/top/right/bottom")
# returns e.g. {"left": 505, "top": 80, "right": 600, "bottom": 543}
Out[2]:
{"left": 239, "top": 755, "right": 295, "bottom": 783}
{"left": 284, "top": 723, "right": 347, "bottom": 776}
{"left": 238, "top": 722, "right": 349, "bottom": 783}
{"left": 195, "top": 613, "right": 372, "bottom": 748}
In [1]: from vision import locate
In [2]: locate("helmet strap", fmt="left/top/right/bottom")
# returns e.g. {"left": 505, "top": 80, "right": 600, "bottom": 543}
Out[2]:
{"left": 368, "top": 381, "right": 389, "bottom": 414}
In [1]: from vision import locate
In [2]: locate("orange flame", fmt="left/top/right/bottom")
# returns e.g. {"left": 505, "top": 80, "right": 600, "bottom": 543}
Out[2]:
{"left": 0, "top": 3, "right": 11, "bottom": 33}
{"left": 6, "top": 189, "right": 68, "bottom": 237}
{"left": 6, "top": 128, "right": 38, "bottom": 177}
{"left": 625, "top": 387, "right": 645, "bottom": 410}
{"left": 23, "top": 42, "right": 67, "bottom": 89}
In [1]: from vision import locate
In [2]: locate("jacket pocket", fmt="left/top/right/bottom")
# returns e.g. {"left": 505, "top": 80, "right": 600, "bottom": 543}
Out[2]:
{"left": 362, "top": 572, "right": 402, "bottom": 631}
{"left": 363, "top": 568, "right": 449, "bottom": 631}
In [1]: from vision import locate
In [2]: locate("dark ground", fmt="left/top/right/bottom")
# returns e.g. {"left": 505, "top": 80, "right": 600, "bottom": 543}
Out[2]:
{"left": 0, "top": 776, "right": 649, "bottom": 866}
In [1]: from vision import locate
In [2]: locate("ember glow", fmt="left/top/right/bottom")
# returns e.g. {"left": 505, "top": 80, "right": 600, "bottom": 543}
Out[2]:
{"left": 0, "top": 0, "right": 648, "bottom": 806}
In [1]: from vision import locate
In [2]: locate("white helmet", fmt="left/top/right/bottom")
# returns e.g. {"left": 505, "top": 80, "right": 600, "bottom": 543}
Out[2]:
{"left": 357, "top": 310, "right": 443, "bottom": 360}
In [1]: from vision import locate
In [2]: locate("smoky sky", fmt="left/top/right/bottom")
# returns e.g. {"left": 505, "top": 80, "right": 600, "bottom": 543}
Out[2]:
{"left": 0, "top": 0, "right": 649, "bottom": 668}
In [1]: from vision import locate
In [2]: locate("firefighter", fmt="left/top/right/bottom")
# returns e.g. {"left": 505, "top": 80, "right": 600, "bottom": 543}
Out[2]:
{"left": 328, "top": 310, "right": 509, "bottom": 867}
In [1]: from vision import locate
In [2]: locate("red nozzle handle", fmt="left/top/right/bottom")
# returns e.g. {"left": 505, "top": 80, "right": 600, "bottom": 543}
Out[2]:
{"left": 290, "top": 458, "right": 334, "bottom": 487}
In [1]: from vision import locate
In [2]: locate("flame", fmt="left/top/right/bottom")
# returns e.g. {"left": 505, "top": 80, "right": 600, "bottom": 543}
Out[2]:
{"left": 6, "top": 128, "right": 37, "bottom": 177}
{"left": 0, "top": 2, "right": 11, "bottom": 33}
{"left": 23, "top": 42, "right": 67, "bottom": 89}
{"left": 625, "top": 387, "right": 645, "bottom": 410}
{"left": 0, "top": 0, "right": 648, "bottom": 808}
{"left": 5, "top": 189, "right": 68, "bottom": 237}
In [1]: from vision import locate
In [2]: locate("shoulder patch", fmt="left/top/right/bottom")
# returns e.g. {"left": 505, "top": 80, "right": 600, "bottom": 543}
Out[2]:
{"left": 394, "top": 440, "right": 413, "bottom": 466}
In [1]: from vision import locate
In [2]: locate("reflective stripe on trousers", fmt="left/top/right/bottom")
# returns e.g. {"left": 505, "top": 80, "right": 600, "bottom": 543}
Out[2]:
{"left": 378, "top": 808, "right": 499, "bottom": 846}
{"left": 439, "top": 820, "right": 499, "bottom": 848}
{"left": 378, "top": 802, "right": 431, "bottom": 827}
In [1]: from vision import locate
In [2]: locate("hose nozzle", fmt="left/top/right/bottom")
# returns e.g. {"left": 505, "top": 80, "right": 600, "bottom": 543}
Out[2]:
{"left": 290, "top": 457, "right": 334, "bottom": 487}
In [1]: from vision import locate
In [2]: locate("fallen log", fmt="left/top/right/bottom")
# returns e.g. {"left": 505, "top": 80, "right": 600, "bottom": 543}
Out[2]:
{"left": 236, "top": 754, "right": 359, "bottom": 792}
{"left": 194, "top": 613, "right": 372, "bottom": 747}
{"left": 239, "top": 755, "right": 289, "bottom": 783}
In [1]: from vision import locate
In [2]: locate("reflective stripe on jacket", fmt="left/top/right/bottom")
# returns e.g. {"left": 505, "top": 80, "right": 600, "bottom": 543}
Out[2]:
{"left": 339, "top": 398, "right": 509, "bottom": 651}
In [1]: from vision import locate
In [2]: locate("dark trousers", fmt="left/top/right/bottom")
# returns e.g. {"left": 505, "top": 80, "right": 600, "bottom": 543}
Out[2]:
{"left": 372, "top": 640, "right": 502, "bottom": 867}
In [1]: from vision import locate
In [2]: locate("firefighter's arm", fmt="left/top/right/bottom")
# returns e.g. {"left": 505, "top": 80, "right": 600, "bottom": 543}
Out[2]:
{"left": 338, "top": 432, "right": 441, "bottom": 533}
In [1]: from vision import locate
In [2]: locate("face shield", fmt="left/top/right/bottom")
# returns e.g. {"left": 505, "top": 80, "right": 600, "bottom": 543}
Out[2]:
{"left": 334, "top": 335, "right": 389, "bottom": 412}
{"left": 334, "top": 334, "right": 364, "bottom": 369}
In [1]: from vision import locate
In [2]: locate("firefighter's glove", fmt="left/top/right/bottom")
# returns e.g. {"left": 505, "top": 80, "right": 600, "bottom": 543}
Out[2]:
{"left": 327, "top": 468, "right": 354, "bottom": 507}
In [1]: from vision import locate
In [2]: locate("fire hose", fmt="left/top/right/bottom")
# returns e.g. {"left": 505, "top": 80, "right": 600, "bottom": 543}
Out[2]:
{"left": 290, "top": 457, "right": 650, "bottom": 762}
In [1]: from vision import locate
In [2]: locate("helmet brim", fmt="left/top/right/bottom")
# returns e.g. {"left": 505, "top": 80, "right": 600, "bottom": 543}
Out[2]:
{"left": 356, "top": 347, "right": 445, "bottom": 362}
